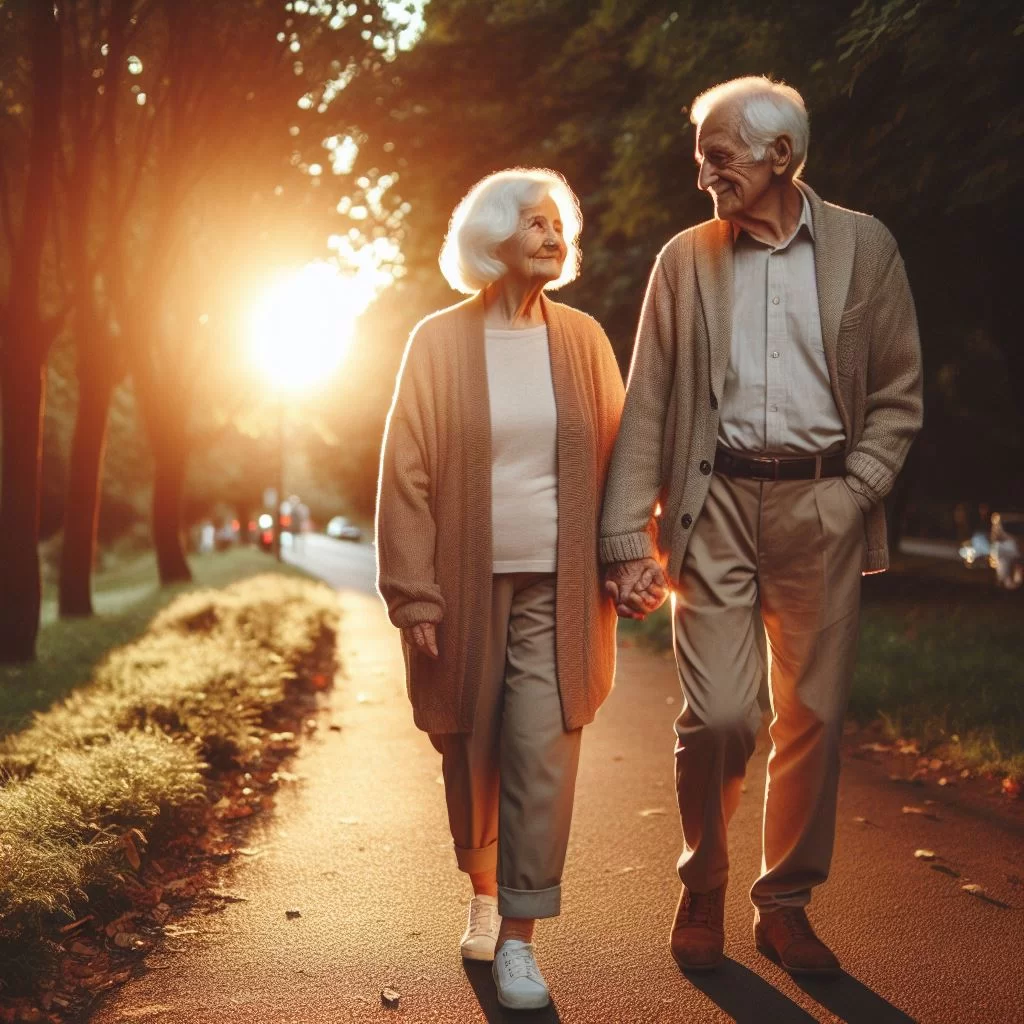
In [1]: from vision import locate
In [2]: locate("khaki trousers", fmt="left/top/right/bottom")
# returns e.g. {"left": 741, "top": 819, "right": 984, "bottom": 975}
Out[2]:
{"left": 673, "top": 471, "right": 866, "bottom": 909}
{"left": 429, "top": 573, "right": 581, "bottom": 919}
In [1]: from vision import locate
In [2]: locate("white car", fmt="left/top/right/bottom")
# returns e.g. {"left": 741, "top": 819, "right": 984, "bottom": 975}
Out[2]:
{"left": 326, "top": 516, "right": 362, "bottom": 542}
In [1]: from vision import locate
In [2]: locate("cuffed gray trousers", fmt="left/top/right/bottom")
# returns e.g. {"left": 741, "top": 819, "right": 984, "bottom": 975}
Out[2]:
{"left": 430, "top": 573, "right": 581, "bottom": 919}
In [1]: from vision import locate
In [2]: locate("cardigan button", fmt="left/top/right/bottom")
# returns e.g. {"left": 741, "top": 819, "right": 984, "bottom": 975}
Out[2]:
{"left": 680, "top": 513, "right": 693, "bottom": 529}
{"left": 699, "top": 459, "right": 712, "bottom": 475}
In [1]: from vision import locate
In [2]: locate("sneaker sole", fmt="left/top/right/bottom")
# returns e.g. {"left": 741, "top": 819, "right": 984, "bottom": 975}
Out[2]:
{"left": 460, "top": 944, "right": 496, "bottom": 962}
{"left": 494, "top": 989, "right": 551, "bottom": 1011}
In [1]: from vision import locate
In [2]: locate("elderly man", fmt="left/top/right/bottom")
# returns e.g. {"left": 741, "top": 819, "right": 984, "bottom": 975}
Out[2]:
{"left": 600, "top": 76, "right": 922, "bottom": 975}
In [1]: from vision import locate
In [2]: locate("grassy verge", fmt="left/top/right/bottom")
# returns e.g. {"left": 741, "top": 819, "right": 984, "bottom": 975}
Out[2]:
{"left": 0, "top": 571, "right": 339, "bottom": 1012}
{"left": 619, "top": 555, "right": 1024, "bottom": 781}
{"left": 0, "top": 547, "right": 308, "bottom": 739}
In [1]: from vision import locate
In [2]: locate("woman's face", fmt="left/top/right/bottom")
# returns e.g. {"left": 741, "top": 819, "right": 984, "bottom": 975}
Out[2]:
{"left": 495, "top": 195, "right": 567, "bottom": 287}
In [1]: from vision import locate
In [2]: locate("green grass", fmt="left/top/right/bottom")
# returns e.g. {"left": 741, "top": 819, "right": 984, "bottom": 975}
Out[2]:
{"left": 619, "top": 556, "right": 1024, "bottom": 778}
{"left": 0, "top": 572, "right": 340, "bottom": 939}
{"left": 0, "top": 547, "right": 311, "bottom": 739}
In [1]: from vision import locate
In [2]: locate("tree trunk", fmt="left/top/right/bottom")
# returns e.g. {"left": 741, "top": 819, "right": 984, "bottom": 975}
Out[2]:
{"left": 0, "top": 348, "right": 47, "bottom": 662}
{"left": 58, "top": 371, "right": 115, "bottom": 617}
{"left": 152, "top": 443, "right": 192, "bottom": 584}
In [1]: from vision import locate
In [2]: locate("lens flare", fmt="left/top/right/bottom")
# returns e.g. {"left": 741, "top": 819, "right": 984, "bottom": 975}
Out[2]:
{"left": 249, "top": 261, "right": 371, "bottom": 392}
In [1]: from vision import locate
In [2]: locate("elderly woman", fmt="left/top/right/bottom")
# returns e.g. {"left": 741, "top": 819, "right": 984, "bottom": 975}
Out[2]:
{"left": 375, "top": 167, "right": 624, "bottom": 1010}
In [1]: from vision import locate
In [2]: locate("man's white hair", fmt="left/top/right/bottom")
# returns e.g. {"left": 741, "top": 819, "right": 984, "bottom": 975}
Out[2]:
{"left": 438, "top": 167, "right": 582, "bottom": 295}
{"left": 690, "top": 76, "right": 809, "bottom": 178}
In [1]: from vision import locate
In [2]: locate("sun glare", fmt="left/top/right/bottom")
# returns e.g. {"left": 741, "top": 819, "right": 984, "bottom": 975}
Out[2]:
{"left": 249, "top": 261, "right": 372, "bottom": 393}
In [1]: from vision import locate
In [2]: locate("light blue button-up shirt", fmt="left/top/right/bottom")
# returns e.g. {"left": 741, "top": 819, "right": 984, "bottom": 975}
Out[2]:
{"left": 718, "top": 191, "right": 846, "bottom": 454}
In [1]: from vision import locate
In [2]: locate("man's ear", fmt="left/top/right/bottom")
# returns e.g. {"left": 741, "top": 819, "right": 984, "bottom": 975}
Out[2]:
{"left": 769, "top": 135, "right": 793, "bottom": 177}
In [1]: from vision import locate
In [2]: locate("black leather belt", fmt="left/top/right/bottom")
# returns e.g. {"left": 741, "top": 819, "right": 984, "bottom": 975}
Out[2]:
{"left": 713, "top": 445, "right": 846, "bottom": 481}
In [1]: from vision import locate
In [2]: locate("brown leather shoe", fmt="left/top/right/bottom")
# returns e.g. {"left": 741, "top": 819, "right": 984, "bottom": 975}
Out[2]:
{"left": 754, "top": 906, "right": 840, "bottom": 976}
{"left": 670, "top": 883, "right": 726, "bottom": 971}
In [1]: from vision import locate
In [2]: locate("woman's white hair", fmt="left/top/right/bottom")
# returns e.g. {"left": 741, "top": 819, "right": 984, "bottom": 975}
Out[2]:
{"left": 438, "top": 167, "right": 582, "bottom": 295}
{"left": 690, "top": 76, "right": 810, "bottom": 178}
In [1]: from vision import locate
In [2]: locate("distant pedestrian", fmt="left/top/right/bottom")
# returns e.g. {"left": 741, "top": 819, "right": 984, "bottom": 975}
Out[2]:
{"left": 600, "top": 76, "right": 923, "bottom": 975}
{"left": 376, "top": 168, "right": 624, "bottom": 1009}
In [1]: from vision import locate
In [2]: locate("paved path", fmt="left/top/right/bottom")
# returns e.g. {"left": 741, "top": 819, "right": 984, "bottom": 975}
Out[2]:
{"left": 93, "top": 537, "right": 1024, "bottom": 1023}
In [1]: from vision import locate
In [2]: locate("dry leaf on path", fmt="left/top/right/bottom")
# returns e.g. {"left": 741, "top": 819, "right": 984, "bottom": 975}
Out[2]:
{"left": 914, "top": 849, "right": 936, "bottom": 861}
{"left": 639, "top": 808, "right": 667, "bottom": 817}
{"left": 962, "top": 883, "right": 984, "bottom": 894}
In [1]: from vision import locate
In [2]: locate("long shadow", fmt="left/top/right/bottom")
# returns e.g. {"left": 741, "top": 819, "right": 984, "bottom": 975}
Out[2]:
{"left": 463, "top": 960, "right": 562, "bottom": 1023}
{"left": 796, "top": 971, "right": 918, "bottom": 1023}
{"left": 683, "top": 958, "right": 819, "bottom": 1023}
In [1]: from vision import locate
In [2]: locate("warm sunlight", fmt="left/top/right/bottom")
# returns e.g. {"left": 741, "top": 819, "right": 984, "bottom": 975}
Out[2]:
{"left": 248, "top": 261, "right": 373, "bottom": 392}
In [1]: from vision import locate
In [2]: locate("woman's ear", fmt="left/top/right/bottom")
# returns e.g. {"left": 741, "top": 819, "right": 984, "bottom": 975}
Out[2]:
{"left": 769, "top": 135, "right": 793, "bottom": 177}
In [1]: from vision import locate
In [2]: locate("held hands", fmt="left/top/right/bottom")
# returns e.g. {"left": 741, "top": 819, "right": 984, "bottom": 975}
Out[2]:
{"left": 402, "top": 622, "right": 439, "bottom": 658}
{"left": 604, "top": 557, "right": 669, "bottom": 620}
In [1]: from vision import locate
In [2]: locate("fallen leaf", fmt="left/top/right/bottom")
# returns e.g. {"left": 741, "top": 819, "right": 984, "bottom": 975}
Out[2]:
{"left": 914, "top": 849, "right": 936, "bottom": 861}
{"left": 960, "top": 768, "right": 972, "bottom": 779}
{"left": 381, "top": 987, "right": 401, "bottom": 1009}
{"left": 929, "top": 758, "right": 944, "bottom": 772}
{"left": 902, "top": 805, "right": 938, "bottom": 819}
{"left": 639, "top": 808, "right": 667, "bottom": 817}
{"left": 285, "top": 908, "right": 302, "bottom": 919}
{"left": 1002, "top": 777, "right": 1021, "bottom": 798}
{"left": 962, "top": 883, "right": 984, "bottom": 894}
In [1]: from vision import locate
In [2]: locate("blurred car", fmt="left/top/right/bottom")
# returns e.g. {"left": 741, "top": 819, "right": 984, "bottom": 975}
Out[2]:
{"left": 326, "top": 516, "right": 363, "bottom": 542}
{"left": 959, "top": 511, "right": 1024, "bottom": 589}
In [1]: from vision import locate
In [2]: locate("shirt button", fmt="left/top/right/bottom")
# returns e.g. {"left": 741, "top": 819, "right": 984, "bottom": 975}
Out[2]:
{"left": 771, "top": 350, "right": 780, "bottom": 359}
{"left": 681, "top": 513, "right": 693, "bottom": 529}
{"left": 699, "top": 459, "right": 712, "bottom": 475}
{"left": 772, "top": 296, "right": 780, "bottom": 305}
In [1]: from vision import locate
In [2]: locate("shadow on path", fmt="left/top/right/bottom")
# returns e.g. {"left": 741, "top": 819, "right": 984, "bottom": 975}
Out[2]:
{"left": 796, "top": 971, "right": 918, "bottom": 1024}
{"left": 463, "top": 961, "right": 562, "bottom": 1023}
{"left": 683, "top": 959, "right": 818, "bottom": 1023}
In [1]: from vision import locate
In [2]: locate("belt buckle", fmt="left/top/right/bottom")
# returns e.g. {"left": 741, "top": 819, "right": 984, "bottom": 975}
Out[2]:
{"left": 750, "top": 456, "right": 778, "bottom": 481}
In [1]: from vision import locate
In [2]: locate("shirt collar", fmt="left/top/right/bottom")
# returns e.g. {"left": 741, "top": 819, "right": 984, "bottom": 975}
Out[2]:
{"left": 731, "top": 187, "right": 814, "bottom": 250}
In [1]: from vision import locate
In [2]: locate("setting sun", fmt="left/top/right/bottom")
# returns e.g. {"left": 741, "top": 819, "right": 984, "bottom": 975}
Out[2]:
{"left": 248, "top": 261, "right": 373, "bottom": 393}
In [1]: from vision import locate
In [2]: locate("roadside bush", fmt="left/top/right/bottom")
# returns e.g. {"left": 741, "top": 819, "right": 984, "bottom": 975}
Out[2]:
{"left": 0, "top": 573, "right": 338, "bottom": 940}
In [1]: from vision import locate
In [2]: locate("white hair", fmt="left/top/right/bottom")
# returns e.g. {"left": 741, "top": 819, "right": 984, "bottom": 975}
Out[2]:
{"left": 690, "top": 76, "right": 809, "bottom": 178}
{"left": 438, "top": 167, "right": 582, "bottom": 295}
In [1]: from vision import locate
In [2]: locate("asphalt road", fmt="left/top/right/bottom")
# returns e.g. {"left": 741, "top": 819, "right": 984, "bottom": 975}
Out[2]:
{"left": 93, "top": 536, "right": 1024, "bottom": 1024}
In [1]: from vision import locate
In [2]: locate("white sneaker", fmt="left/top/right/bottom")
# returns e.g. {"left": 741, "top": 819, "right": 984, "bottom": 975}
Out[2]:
{"left": 491, "top": 939, "right": 550, "bottom": 1010}
{"left": 459, "top": 894, "right": 500, "bottom": 961}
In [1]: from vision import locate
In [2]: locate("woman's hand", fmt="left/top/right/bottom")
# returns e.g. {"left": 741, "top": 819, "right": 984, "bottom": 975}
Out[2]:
{"left": 402, "top": 621, "right": 439, "bottom": 658}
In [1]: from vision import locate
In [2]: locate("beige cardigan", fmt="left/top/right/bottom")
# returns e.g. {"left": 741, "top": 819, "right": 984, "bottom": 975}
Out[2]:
{"left": 600, "top": 182, "right": 923, "bottom": 579}
{"left": 376, "top": 293, "right": 625, "bottom": 734}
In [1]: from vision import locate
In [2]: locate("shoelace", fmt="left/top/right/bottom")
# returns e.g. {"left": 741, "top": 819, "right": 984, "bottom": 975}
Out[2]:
{"left": 468, "top": 900, "right": 498, "bottom": 934}
{"left": 685, "top": 890, "right": 722, "bottom": 928}
{"left": 773, "top": 908, "right": 816, "bottom": 941}
{"left": 500, "top": 945, "right": 544, "bottom": 983}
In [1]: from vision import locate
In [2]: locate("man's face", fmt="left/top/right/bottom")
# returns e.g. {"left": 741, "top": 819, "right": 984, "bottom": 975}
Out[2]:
{"left": 694, "top": 105, "right": 775, "bottom": 220}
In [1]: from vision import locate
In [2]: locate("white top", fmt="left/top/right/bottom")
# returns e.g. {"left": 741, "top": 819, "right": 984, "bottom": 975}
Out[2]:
{"left": 485, "top": 325, "right": 559, "bottom": 573}
{"left": 718, "top": 189, "right": 846, "bottom": 454}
